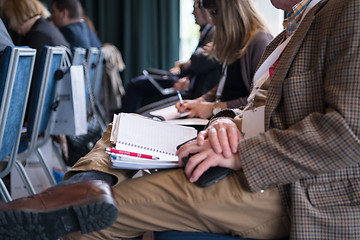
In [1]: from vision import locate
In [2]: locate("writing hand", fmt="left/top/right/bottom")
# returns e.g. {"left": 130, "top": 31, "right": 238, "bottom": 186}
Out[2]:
{"left": 175, "top": 99, "right": 213, "bottom": 119}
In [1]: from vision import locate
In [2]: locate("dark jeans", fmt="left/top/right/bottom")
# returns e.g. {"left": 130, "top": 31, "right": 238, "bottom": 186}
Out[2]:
{"left": 121, "top": 75, "right": 177, "bottom": 113}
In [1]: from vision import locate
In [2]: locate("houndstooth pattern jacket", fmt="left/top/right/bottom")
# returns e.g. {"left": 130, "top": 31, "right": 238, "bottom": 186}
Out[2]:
{"left": 230, "top": 0, "right": 360, "bottom": 239}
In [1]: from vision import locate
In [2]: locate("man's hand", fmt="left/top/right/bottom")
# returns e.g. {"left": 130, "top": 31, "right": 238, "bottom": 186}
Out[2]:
{"left": 198, "top": 118, "right": 242, "bottom": 158}
{"left": 176, "top": 139, "right": 242, "bottom": 183}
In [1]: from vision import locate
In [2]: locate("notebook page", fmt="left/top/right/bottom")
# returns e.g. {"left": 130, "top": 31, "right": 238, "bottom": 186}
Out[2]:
{"left": 110, "top": 114, "right": 119, "bottom": 143}
{"left": 115, "top": 113, "right": 197, "bottom": 162}
{"left": 149, "top": 105, "right": 190, "bottom": 120}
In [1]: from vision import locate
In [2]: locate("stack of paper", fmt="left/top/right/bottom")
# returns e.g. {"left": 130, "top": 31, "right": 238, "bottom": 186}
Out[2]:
{"left": 109, "top": 113, "right": 197, "bottom": 169}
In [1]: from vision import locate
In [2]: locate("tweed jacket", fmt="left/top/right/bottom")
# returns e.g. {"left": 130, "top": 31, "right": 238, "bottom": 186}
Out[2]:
{"left": 229, "top": 0, "right": 360, "bottom": 238}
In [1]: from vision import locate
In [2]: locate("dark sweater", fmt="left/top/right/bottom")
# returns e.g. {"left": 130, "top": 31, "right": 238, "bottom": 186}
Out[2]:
{"left": 59, "top": 21, "right": 101, "bottom": 50}
{"left": 203, "top": 30, "right": 274, "bottom": 108}
{"left": 23, "top": 18, "right": 70, "bottom": 64}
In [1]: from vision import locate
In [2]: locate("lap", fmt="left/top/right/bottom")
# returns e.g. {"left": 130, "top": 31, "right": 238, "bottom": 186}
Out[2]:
{"left": 65, "top": 169, "right": 289, "bottom": 239}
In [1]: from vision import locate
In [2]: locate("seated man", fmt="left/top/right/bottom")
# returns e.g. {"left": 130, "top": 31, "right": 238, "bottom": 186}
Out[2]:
{"left": 121, "top": 0, "right": 220, "bottom": 113}
{"left": 51, "top": 0, "right": 101, "bottom": 49}
{"left": 1, "top": 0, "right": 360, "bottom": 240}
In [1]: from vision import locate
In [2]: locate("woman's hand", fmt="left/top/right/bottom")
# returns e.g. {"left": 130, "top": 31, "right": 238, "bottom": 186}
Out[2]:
{"left": 176, "top": 139, "right": 242, "bottom": 183}
{"left": 169, "top": 61, "right": 181, "bottom": 75}
{"left": 175, "top": 99, "right": 214, "bottom": 119}
{"left": 173, "top": 77, "right": 190, "bottom": 91}
{"left": 197, "top": 118, "right": 242, "bottom": 158}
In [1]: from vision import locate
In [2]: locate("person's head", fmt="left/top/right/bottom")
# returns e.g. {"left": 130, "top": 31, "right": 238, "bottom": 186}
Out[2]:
{"left": 203, "top": 0, "right": 269, "bottom": 65}
{"left": 51, "top": 0, "right": 82, "bottom": 27}
{"left": 0, "top": 0, "right": 50, "bottom": 35}
{"left": 270, "top": 0, "right": 302, "bottom": 11}
{"left": 192, "top": 0, "right": 211, "bottom": 27}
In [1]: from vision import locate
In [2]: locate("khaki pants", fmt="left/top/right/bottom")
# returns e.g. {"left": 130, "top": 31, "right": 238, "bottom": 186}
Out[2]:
{"left": 63, "top": 125, "right": 289, "bottom": 239}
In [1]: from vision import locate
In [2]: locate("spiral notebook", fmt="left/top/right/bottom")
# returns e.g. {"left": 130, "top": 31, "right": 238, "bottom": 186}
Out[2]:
{"left": 110, "top": 113, "right": 197, "bottom": 169}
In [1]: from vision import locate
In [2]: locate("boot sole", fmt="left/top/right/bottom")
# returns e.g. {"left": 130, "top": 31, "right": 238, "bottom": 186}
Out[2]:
{"left": 0, "top": 199, "right": 118, "bottom": 240}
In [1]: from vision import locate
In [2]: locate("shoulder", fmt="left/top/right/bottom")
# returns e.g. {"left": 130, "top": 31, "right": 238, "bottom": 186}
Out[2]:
{"left": 250, "top": 30, "right": 273, "bottom": 46}
{"left": 29, "top": 19, "right": 70, "bottom": 48}
{"left": 246, "top": 29, "right": 273, "bottom": 57}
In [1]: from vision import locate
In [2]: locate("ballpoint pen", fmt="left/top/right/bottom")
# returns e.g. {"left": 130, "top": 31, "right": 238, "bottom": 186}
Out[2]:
{"left": 105, "top": 147, "right": 159, "bottom": 160}
{"left": 177, "top": 90, "right": 184, "bottom": 106}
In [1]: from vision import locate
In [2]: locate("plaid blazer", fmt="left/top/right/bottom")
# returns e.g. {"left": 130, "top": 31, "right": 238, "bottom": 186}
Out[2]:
{"left": 233, "top": 0, "right": 360, "bottom": 239}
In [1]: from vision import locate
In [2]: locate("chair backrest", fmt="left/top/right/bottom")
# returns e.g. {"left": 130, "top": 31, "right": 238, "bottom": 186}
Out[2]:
{"left": 72, "top": 47, "right": 86, "bottom": 66}
{"left": 93, "top": 49, "right": 105, "bottom": 98}
{"left": 86, "top": 47, "right": 100, "bottom": 86}
{"left": 83, "top": 48, "right": 100, "bottom": 109}
{"left": 0, "top": 46, "right": 36, "bottom": 177}
{"left": 25, "top": 46, "right": 65, "bottom": 154}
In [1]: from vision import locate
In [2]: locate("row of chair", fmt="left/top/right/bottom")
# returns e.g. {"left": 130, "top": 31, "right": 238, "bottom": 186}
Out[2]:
{"left": 0, "top": 45, "right": 106, "bottom": 202}
{"left": 0, "top": 46, "right": 261, "bottom": 239}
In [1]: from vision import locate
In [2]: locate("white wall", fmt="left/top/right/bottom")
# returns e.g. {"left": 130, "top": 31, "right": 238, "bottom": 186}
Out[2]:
{"left": 253, "top": 0, "right": 284, "bottom": 36}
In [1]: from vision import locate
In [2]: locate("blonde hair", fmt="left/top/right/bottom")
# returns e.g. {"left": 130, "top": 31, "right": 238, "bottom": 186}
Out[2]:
{"left": 0, "top": 0, "right": 50, "bottom": 29}
{"left": 209, "top": 0, "right": 269, "bottom": 65}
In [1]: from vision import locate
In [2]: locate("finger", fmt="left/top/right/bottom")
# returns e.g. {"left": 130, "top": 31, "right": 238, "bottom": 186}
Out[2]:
{"left": 183, "top": 151, "right": 208, "bottom": 179}
{"left": 177, "top": 103, "right": 188, "bottom": 113}
{"left": 196, "top": 130, "right": 208, "bottom": 146}
{"left": 227, "top": 126, "right": 242, "bottom": 153}
{"left": 216, "top": 126, "right": 232, "bottom": 158}
{"left": 176, "top": 139, "right": 197, "bottom": 158}
{"left": 176, "top": 140, "right": 203, "bottom": 169}
{"left": 175, "top": 101, "right": 181, "bottom": 110}
{"left": 189, "top": 151, "right": 218, "bottom": 182}
{"left": 188, "top": 109, "right": 197, "bottom": 118}
{"left": 207, "top": 127, "right": 222, "bottom": 154}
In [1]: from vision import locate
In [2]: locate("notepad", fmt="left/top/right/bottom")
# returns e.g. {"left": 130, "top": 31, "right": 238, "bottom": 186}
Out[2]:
{"left": 149, "top": 105, "right": 190, "bottom": 121}
{"left": 110, "top": 113, "right": 197, "bottom": 169}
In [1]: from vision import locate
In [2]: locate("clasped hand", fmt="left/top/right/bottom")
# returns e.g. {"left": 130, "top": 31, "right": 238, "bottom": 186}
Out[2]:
{"left": 176, "top": 118, "right": 243, "bottom": 182}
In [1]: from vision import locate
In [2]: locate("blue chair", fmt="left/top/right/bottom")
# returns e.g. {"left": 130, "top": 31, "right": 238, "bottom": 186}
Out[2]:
{"left": 85, "top": 47, "right": 100, "bottom": 98}
{"left": 92, "top": 49, "right": 104, "bottom": 99}
{"left": 92, "top": 49, "right": 108, "bottom": 127}
{"left": 84, "top": 47, "right": 107, "bottom": 131}
{"left": 0, "top": 46, "right": 37, "bottom": 202}
{"left": 72, "top": 47, "right": 86, "bottom": 66}
{"left": 17, "top": 46, "right": 66, "bottom": 187}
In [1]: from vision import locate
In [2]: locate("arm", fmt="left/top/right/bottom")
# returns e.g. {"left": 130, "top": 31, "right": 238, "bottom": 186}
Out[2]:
{"left": 179, "top": 47, "right": 220, "bottom": 77}
{"left": 239, "top": 0, "right": 360, "bottom": 192}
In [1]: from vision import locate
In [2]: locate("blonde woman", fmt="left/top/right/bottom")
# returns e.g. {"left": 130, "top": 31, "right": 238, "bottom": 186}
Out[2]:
{"left": 176, "top": 0, "right": 273, "bottom": 119}
{"left": 1, "top": 0, "right": 70, "bottom": 62}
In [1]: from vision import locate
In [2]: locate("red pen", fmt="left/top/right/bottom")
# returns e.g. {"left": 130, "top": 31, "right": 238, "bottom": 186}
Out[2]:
{"left": 105, "top": 147, "right": 159, "bottom": 160}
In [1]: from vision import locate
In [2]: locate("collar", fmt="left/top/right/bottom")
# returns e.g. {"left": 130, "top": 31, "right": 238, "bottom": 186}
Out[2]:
{"left": 283, "top": 0, "right": 312, "bottom": 37}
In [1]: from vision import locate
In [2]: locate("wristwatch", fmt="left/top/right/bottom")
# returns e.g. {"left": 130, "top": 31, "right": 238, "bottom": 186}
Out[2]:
{"left": 212, "top": 101, "right": 222, "bottom": 115}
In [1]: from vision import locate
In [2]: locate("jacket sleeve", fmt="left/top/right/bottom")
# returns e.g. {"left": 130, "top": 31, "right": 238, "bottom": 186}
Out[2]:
{"left": 238, "top": 0, "right": 360, "bottom": 192}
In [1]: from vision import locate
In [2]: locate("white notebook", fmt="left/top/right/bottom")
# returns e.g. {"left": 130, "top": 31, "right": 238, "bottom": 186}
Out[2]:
{"left": 149, "top": 105, "right": 190, "bottom": 121}
{"left": 110, "top": 113, "right": 197, "bottom": 168}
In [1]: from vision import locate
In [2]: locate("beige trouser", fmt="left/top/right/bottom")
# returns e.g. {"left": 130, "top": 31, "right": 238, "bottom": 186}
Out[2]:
{"left": 63, "top": 125, "right": 290, "bottom": 239}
